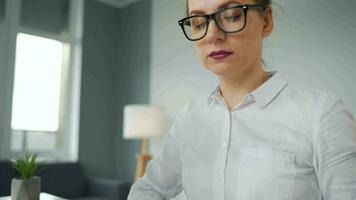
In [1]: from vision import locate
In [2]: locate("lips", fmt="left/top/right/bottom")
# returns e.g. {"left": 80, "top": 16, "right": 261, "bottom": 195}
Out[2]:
{"left": 209, "top": 50, "right": 233, "bottom": 59}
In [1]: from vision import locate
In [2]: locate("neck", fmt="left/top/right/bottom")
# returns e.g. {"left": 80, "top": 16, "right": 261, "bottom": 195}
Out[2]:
{"left": 218, "top": 64, "right": 269, "bottom": 110}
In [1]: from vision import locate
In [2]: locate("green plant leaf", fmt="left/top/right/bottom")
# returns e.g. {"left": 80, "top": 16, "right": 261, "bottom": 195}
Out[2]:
{"left": 11, "top": 153, "right": 39, "bottom": 179}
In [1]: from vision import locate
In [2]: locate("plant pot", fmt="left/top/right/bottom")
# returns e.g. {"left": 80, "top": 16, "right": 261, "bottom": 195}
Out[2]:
{"left": 11, "top": 176, "right": 41, "bottom": 200}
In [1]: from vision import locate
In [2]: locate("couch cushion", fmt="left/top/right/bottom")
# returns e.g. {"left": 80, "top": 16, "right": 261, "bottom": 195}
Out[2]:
{"left": 38, "top": 162, "right": 87, "bottom": 199}
{"left": 0, "top": 161, "right": 17, "bottom": 196}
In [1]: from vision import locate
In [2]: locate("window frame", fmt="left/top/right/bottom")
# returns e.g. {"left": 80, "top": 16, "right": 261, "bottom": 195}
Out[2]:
{"left": 0, "top": 0, "right": 84, "bottom": 161}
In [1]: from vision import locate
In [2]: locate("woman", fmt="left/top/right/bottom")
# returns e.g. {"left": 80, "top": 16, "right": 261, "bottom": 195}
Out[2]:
{"left": 128, "top": 0, "right": 356, "bottom": 199}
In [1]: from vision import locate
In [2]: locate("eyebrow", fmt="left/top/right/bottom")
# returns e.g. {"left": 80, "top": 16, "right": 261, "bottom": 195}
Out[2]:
{"left": 189, "top": 0, "right": 242, "bottom": 15}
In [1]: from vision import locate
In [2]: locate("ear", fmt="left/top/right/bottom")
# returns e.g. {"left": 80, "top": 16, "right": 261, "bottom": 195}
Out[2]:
{"left": 262, "top": 7, "right": 274, "bottom": 38}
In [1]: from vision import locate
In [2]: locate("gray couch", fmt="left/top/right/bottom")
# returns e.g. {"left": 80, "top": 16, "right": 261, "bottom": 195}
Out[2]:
{"left": 0, "top": 161, "right": 131, "bottom": 200}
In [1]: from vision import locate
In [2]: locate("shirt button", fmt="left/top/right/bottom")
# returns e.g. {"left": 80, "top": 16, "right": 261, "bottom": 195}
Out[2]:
{"left": 222, "top": 142, "right": 227, "bottom": 148}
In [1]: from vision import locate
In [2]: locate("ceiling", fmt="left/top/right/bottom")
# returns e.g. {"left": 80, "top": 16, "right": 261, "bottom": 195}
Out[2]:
{"left": 95, "top": 0, "right": 143, "bottom": 8}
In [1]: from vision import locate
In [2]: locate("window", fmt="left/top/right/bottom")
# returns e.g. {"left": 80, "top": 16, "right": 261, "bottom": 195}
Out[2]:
{"left": 11, "top": 33, "right": 66, "bottom": 153}
{"left": 0, "top": 0, "right": 83, "bottom": 161}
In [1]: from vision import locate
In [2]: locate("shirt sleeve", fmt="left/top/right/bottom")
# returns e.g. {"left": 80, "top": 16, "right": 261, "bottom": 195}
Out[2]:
{"left": 314, "top": 93, "right": 356, "bottom": 199}
{"left": 127, "top": 104, "right": 187, "bottom": 200}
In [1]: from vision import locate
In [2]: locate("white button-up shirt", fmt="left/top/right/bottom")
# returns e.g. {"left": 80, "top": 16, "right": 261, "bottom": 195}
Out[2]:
{"left": 128, "top": 72, "right": 356, "bottom": 200}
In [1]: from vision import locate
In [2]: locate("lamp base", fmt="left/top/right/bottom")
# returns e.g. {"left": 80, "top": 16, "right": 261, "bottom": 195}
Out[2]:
{"left": 134, "top": 153, "right": 152, "bottom": 181}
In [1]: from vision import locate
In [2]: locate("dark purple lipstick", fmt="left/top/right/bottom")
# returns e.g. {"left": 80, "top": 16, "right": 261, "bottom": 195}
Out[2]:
{"left": 209, "top": 50, "right": 233, "bottom": 60}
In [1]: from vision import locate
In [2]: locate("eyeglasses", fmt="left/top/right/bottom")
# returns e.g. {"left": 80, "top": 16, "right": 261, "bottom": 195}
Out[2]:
{"left": 178, "top": 4, "right": 266, "bottom": 41}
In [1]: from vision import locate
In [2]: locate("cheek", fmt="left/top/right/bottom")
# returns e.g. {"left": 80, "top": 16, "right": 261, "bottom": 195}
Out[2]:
{"left": 232, "top": 29, "right": 263, "bottom": 59}
{"left": 194, "top": 43, "right": 208, "bottom": 64}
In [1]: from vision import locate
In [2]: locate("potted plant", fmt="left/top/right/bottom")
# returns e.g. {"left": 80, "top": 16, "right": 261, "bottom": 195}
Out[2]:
{"left": 11, "top": 154, "right": 41, "bottom": 200}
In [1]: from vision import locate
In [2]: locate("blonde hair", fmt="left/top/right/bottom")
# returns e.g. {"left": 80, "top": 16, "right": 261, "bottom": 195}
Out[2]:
{"left": 185, "top": 0, "right": 272, "bottom": 16}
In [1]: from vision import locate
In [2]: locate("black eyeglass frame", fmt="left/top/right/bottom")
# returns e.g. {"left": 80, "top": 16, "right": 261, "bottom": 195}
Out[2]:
{"left": 178, "top": 4, "right": 266, "bottom": 41}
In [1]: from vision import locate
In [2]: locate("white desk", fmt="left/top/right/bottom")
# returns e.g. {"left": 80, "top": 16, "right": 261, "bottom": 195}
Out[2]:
{"left": 0, "top": 192, "right": 67, "bottom": 200}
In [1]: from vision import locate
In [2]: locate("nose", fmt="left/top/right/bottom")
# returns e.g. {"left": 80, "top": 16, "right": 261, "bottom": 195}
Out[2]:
{"left": 205, "top": 19, "right": 226, "bottom": 44}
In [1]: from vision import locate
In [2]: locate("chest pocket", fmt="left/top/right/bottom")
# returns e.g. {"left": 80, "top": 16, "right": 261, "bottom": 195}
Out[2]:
{"left": 235, "top": 147, "right": 296, "bottom": 200}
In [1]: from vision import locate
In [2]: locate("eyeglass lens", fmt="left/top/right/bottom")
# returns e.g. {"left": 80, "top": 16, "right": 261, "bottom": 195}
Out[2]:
{"left": 182, "top": 6, "right": 245, "bottom": 40}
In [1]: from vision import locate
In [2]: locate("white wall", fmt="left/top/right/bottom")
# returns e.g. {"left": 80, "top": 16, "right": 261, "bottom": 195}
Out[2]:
{"left": 150, "top": 0, "right": 356, "bottom": 198}
{"left": 263, "top": 0, "right": 356, "bottom": 108}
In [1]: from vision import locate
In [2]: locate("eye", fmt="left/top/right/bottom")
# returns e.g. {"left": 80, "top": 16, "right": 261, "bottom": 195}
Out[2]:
{"left": 224, "top": 14, "right": 242, "bottom": 22}
{"left": 190, "top": 17, "right": 207, "bottom": 30}
{"left": 194, "top": 22, "right": 207, "bottom": 30}
{"left": 183, "top": 20, "right": 191, "bottom": 26}
{"left": 220, "top": 6, "right": 243, "bottom": 23}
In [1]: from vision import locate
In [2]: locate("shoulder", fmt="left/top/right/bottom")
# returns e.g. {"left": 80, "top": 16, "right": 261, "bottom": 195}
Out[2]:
{"left": 280, "top": 82, "right": 352, "bottom": 128}
{"left": 173, "top": 95, "right": 211, "bottom": 126}
{"left": 271, "top": 82, "right": 341, "bottom": 129}
{"left": 284, "top": 83, "right": 328, "bottom": 101}
{"left": 281, "top": 83, "right": 338, "bottom": 111}
{"left": 178, "top": 96, "right": 208, "bottom": 114}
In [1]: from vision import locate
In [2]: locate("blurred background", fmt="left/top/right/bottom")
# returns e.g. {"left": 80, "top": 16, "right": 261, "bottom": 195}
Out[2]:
{"left": 0, "top": 0, "right": 355, "bottom": 199}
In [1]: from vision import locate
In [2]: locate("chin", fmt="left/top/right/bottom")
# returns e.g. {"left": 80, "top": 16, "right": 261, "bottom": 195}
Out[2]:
{"left": 205, "top": 62, "right": 240, "bottom": 77}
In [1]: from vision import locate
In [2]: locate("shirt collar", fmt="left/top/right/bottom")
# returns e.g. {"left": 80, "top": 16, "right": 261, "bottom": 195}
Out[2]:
{"left": 252, "top": 71, "right": 288, "bottom": 109}
{"left": 207, "top": 71, "right": 288, "bottom": 109}
{"left": 207, "top": 86, "right": 221, "bottom": 107}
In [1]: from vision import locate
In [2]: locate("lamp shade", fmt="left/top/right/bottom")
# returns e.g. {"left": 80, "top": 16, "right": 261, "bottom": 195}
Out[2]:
{"left": 123, "top": 105, "right": 166, "bottom": 139}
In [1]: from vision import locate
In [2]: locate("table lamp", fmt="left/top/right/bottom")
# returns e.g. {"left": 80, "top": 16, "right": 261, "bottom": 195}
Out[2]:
{"left": 123, "top": 105, "right": 166, "bottom": 181}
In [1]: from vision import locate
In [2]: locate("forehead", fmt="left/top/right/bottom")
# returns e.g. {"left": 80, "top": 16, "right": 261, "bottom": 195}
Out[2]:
{"left": 188, "top": 0, "right": 256, "bottom": 14}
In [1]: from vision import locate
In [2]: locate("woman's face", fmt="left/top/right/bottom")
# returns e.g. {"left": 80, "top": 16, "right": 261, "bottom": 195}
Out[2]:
{"left": 188, "top": 0, "right": 273, "bottom": 79}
